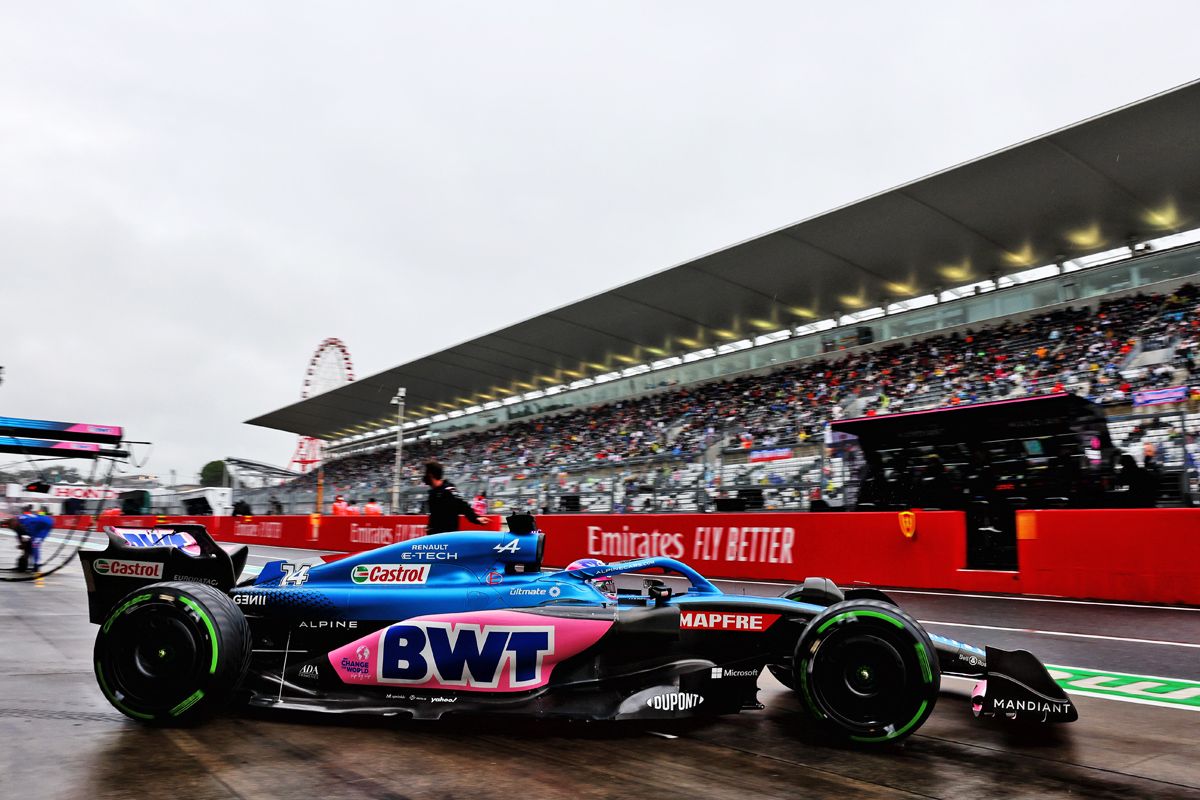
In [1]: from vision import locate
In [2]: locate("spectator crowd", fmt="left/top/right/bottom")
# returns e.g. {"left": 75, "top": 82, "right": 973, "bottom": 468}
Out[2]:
{"left": 296, "top": 284, "right": 1200, "bottom": 495}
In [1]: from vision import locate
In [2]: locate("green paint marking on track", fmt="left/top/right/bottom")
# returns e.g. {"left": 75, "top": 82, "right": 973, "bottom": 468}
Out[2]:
{"left": 179, "top": 597, "right": 219, "bottom": 674}
{"left": 1048, "top": 665, "right": 1200, "bottom": 711}
{"left": 816, "top": 610, "right": 904, "bottom": 634}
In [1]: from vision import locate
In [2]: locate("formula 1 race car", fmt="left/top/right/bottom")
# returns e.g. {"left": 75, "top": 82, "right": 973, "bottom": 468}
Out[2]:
{"left": 79, "top": 517, "right": 1077, "bottom": 743}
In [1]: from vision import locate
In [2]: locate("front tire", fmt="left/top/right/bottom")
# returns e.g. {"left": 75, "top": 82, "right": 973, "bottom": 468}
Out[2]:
{"left": 793, "top": 599, "right": 939, "bottom": 744}
{"left": 94, "top": 581, "right": 251, "bottom": 725}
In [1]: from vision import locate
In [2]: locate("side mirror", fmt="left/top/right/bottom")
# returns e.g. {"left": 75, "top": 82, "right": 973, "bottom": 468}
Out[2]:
{"left": 645, "top": 579, "right": 672, "bottom": 607}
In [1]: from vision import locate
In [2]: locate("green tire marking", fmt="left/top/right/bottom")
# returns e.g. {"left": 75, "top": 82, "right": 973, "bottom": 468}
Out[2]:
{"left": 817, "top": 610, "right": 904, "bottom": 634}
{"left": 95, "top": 661, "right": 154, "bottom": 721}
{"left": 798, "top": 664, "right": 823, "bottom": 718}
{"left": 850, "top": 699, "right": 929, "bottom": 743}
{"left": 179, "top": 596, "right": 219, "bottom": 674}
{"left": 915, "top": 642, "right": 932, "bottom": 685}
{"left": 102, "top": 593, "right": 152, "bottom": 634}
{"left": 169, "top": 689, "right": 205, "bottom": 717}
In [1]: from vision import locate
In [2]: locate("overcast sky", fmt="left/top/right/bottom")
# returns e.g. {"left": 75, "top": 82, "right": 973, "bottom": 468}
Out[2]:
{"left": 2, "top": 2, "right": 1199, "bottom": 482}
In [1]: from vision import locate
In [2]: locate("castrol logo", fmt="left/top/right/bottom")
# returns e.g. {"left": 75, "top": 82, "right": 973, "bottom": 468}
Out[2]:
{"left": 93, "top": 559, "right": 163, "bottom": 579}
{"left": 350, "top": 563, "right": 431, "bottom": 585}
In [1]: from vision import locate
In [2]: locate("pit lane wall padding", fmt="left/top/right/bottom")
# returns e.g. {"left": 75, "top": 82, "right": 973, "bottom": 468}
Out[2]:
{"left": 58, "top": 509, "right": 1200, "bottom": 605}
{"left": 1015, "top": 508, "right": 1200, "bottom": 605}
{"left": 536, "top": 510, "right": 1200, "bottom": 604}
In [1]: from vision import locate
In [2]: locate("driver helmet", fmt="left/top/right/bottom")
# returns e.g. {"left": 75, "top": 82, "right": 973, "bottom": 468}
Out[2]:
{"left": 566, "top": 557, "right": 617, "bottom": 600}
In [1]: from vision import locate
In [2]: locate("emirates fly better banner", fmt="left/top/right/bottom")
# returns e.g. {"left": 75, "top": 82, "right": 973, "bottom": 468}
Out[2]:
{"left": 537, "top": 511, "right": 968, "bottom": 584}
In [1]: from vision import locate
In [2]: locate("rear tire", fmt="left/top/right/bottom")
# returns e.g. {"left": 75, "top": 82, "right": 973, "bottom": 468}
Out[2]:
{"left": 94, "top": 581, "right": 251, "bottom": 725}
{"left": 793, "top": 599, "right": 938, "bottom": 744}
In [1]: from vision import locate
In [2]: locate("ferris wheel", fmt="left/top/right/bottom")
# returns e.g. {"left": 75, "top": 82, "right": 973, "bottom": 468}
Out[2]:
{"left": 290, "top": 338, "right": 355, "bottom": 472}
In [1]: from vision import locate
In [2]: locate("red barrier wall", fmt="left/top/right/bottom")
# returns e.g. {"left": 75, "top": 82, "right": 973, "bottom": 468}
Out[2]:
{"left": 1016, "top": 508, "right": 1200, "bottom": 605}
{"left": 535, "top": 511, "right": 1015, "bottom": 592}
{"left": 61, "top": 509, "right": 1200, "bottom": 605}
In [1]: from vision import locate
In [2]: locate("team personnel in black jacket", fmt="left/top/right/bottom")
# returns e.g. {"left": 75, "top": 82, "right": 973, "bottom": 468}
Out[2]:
{"left": 423, "top": 461, "right": 490, "bottom": 534}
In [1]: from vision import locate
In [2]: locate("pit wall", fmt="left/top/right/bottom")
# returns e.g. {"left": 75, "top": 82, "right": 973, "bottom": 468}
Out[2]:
{"left": 1015, "top": 508, "right": 1200, "bottom": 605}
{"left": 60, "top": 508, "right": 1200, "bottom": 606}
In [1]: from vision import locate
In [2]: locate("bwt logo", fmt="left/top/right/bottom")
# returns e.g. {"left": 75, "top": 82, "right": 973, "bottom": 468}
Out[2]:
{"left": 379, "top": 622, "right": 555, "bottom": 688}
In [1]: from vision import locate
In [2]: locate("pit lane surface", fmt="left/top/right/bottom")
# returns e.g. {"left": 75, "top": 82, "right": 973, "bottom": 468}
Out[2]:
{"left": 2, "top": 539, "right": 1199, "bottom": 799}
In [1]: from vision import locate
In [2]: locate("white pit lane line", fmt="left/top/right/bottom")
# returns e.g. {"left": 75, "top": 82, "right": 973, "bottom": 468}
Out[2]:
{"left": 921, "top": 619, "right": 1200, "bottom": 650}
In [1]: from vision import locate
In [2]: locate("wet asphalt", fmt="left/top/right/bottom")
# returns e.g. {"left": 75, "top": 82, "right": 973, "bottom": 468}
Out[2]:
{"left": 0, "top": 540, "right": 1197, "bottom": 799}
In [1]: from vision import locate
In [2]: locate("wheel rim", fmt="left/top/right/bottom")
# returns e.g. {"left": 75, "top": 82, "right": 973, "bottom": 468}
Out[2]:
{"left": 105, "top": 603, "right": 205, "bottom": 711}
{"left": 811, "top": 632, "right": 909, "bottom": 729}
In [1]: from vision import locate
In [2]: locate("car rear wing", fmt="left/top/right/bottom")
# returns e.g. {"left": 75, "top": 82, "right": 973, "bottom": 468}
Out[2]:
{"left": 79, "top": 524, "right": 247, "bottom": 624}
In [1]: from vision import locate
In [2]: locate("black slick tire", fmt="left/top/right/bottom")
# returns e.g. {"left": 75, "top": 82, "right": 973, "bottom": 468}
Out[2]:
{"left": 793, "top": 599, "right": 939, "bottom": 744}
{"left": 94, "top": 581, "right": 251, "bottom": 725}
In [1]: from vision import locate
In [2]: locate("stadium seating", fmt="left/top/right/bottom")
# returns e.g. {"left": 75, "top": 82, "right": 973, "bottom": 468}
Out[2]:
{"left": 293, "top": 283, "right": 1200, "bottom": 504}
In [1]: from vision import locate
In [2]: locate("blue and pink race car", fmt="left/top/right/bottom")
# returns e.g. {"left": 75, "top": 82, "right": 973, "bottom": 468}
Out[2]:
{"left": 80, "top": 515, "right": 1076, "bottom": 743}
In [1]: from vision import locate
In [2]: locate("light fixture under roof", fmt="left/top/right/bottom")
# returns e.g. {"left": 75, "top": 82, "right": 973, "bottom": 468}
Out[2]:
{"left": 1001, "top": 242, "right": 1037, "bottom": 267}
{"left": 1143, "top": 200, "right": 1179, "bottom": 230}
{"left": 1065, "top": 223, "right": 1104, "bottom": 249}
{"left": 838, "top": 294, "right": 866, "bottom": 309}
{"left": 937, "top": 260, "right": 972, "bottom": 282}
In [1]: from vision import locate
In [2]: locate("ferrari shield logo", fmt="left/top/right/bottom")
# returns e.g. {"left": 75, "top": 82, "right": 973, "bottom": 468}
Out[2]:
{"left": 898, "top": 511, "right": 917, "bottom": 539}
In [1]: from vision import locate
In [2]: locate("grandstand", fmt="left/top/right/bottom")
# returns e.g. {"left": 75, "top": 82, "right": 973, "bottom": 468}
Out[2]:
{"left": 247, "top": 81, "right": 1200, "bottom": 515}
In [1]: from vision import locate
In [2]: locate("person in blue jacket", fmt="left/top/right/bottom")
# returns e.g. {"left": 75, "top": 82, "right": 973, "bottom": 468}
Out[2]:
{"left": 2, "top": 516, "right": 33, "bottom": 571}
{"left": 18, "top": 505, "right": 54, "bottom": 572}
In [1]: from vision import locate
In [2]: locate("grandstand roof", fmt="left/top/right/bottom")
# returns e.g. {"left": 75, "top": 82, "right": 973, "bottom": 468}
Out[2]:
{"left": 223, "top": 457, "right": 299, "bottom": 481}
{"left": 250, "top": 80, "right": 1200, "bottom": 439}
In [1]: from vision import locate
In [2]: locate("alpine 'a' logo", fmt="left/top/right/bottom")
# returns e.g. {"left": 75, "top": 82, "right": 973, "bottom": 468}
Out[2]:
{"left": 646, "top": 692, "right": 704, "bottom": 711}
{"left": 991, "top": 697, "right": 1071, "bottom": 715}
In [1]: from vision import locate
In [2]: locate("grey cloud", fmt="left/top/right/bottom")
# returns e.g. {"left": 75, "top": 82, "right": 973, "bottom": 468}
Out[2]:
{"left": 2, "top": 1, "right": 1199, "bottom": 479}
